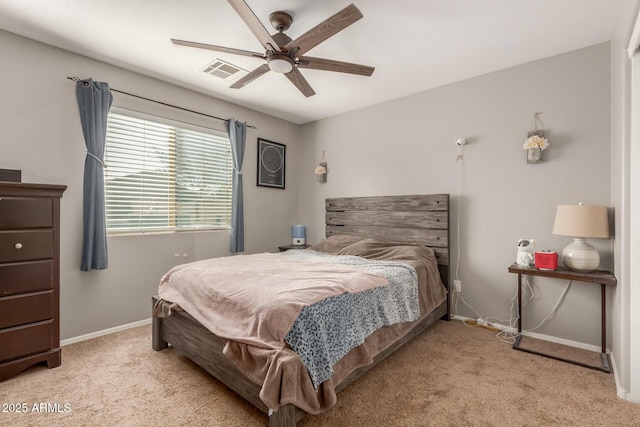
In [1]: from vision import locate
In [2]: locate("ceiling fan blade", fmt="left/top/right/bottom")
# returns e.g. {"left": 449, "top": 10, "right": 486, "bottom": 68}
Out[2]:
{"left": 230, "top": 64, "right": 270, "bottom": 89}
{"left": 227, "top": 0, "right": 281, "bottom": 52}
{"left": 285, "top": 68, "right": 316, "bottom": 97}
{"left": 298, "top": 56, "right": 374, "bottom": 76}
{"left": 171, "top": 39, "right": 265, "bottom": 59}
{"left": 284, "top": 3, "right": 363, "bottom": 56}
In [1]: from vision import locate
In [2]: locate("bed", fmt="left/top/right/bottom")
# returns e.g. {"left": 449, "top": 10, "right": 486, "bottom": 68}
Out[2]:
{"left": 152, "top": 194, "right": 450, "bottom": 426}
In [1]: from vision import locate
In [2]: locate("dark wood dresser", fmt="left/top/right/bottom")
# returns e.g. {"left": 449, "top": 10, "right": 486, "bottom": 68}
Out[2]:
{"left": 0, "top": 182, "right": 66, "bottom": 381}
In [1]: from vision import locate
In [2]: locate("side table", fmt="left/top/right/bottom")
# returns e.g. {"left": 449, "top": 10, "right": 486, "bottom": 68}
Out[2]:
{"left": 278, "top": 244, "right": 310, "bottom": 252}
{"left": 507, "top": 263, "right": 616, "bottom": 373}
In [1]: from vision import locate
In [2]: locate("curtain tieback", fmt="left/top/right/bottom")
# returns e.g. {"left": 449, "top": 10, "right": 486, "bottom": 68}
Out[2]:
{"left": 234, "top": 168, "right": 242, "bottom": 175}
{"left": 87, "top": 151, "right": 105, "bottom": 168}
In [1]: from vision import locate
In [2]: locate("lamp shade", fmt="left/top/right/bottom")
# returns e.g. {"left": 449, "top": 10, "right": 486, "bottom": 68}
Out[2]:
{"left": 552, "top": 204, "right": 609, "bottom": 238}
{"left": 552, "top": 203, "right": 609, "bottom": 272}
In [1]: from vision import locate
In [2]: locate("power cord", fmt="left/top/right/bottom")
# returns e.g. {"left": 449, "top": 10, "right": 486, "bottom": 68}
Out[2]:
{"left": 485, "top": 283, "right": 522, "bottom": 344}
{"left": 491, "top": 276, "right": 572, "bottom": 343}
{"left": 524, "top": 278, "right": 572, "bottom": 332}
{"left": 450, "top": 138, "right": 569, "bottom": 342}
{"left": 453, "top": 288, "right": 482, "bottom": 319}
{"left": 454, "top": 140, "right": 463, "bottom": 284}
{"left": 462, "top": 276, "right": 532, "bottom": 344}
{"left": 451, "top": 144, "right": 518, "bottom": 336}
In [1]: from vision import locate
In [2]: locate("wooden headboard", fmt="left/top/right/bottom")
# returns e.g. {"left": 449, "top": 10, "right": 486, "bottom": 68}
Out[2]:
{"left": 325, "top": 194, "right": 450, "bottom": 313}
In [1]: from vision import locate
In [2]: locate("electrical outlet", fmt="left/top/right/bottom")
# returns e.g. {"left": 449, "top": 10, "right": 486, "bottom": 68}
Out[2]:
{"left": 453, "top": 280, "right": 462, "bottom": 292}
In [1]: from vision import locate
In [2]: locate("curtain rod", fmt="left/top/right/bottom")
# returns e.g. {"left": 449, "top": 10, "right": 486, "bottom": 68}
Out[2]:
{"left": 67, "top": 76, "right": 256, "bottom": 129}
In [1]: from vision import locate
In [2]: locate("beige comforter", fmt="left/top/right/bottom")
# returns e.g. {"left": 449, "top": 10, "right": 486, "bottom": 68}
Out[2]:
{"left": 158, "top": 252, "right": 388, "bottom": 349}
{"left": 156, "top": 235, "right": 447, "bottom": 414}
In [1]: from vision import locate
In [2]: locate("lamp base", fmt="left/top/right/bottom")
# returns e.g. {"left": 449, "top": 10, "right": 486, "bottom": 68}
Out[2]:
{"left": 561, "top": 238, "right": 600, "bottom": 272}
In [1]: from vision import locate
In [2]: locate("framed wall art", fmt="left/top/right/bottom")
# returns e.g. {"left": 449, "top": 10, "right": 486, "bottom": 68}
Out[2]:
{"left": 257, "top": 138, "right": 286, "bottom": 189}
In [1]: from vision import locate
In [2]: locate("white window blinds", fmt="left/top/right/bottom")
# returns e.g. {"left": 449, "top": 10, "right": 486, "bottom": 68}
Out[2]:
{"left": 104, "top": 111, "right": 232, "bottom": 234}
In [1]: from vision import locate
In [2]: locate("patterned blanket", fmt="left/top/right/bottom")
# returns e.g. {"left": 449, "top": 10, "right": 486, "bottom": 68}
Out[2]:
{"left": 282, "top": 250, "right": 420, "bottom": 388}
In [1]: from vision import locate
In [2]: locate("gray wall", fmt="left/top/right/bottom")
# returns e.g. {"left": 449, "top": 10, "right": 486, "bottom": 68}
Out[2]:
{"left": 299, "top": 43, "right": 613, "bottom": 348}
{"left": 0, "top": 30, "right": 301, "bottom": 340}
{"left": 0, "top": 27, "right": 622, "bottom": 366}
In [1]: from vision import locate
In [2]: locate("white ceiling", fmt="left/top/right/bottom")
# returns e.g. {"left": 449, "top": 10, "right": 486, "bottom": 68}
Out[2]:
{"left": 0, "top": 0, "right": 623, "bottom": 124}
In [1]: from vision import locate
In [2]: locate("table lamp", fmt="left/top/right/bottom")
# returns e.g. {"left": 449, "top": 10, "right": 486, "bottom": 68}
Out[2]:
{"left": 552, "top": 203, "right": 609, "bottom": 272}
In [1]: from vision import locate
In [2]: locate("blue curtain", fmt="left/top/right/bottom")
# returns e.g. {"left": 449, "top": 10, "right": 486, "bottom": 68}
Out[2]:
{"left": 226, "top": 118, "right": 246, "bottom": 253}
{"left": 75, "top": 79, "right": 113, "bottom": 271}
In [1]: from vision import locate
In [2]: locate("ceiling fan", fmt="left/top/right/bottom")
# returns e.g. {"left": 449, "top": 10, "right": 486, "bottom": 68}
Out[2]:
{"left": 171, "top": 0, "right": 375, "bottom": 97}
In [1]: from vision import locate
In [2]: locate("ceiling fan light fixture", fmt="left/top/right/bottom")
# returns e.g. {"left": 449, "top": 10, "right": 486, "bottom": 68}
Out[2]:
{"left": 267, "top": 53, "right": 294, "bottom": 73}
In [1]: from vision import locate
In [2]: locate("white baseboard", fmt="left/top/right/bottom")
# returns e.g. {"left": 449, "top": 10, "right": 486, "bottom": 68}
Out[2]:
{"left": 523, "top": 329, "right": 601, "bottom": 353}
{"left": 60, "top": 318, "right": 152, "bottom": 346}
{"left": 609, "top": 352, "right": 640, "bottom": 404}
{"left": 451, "top": 314, "right": 601, "bottom": 353}
{"left": 609, "top": 351, "right": 628, "bottom": 399}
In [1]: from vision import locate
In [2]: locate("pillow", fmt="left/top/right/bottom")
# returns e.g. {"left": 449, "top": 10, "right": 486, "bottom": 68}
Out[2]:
{"left": 307, "top": 234, "right": 364, "bottom": 254}
{"left": 338, "top": 237, "right": 435, "bottom": 262}
{"left": 310, "top": 234, "right": 436, "bottom": 266}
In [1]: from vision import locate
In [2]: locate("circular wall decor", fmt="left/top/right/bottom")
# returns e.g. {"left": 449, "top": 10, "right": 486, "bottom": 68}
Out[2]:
{"left": 261, "top": 145, "right": 283, "bottom": 173}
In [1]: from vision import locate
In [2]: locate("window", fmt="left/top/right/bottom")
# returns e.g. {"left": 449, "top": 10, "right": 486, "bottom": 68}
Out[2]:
{"left": 104, "top": 110, "right": 233, "bottom": 234}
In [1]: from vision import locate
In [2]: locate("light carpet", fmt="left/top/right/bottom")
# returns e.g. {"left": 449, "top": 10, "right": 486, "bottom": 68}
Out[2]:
{"left": 1, "top": 320, "right": 639, "bottom": 426}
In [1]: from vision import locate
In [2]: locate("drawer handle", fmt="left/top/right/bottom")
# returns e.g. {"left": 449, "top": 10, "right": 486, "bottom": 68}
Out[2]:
{"left": 14, "top": 243, "right": 23, "bottom": 249}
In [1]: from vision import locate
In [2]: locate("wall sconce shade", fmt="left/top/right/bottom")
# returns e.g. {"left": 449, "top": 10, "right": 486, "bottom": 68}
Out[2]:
{"left": 552, "top": 204, "right": 609, "bottom": 272}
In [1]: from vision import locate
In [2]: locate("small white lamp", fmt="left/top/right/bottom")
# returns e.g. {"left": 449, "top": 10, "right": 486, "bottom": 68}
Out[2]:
{"left": 552, "top": 203, "right": 610, "bottom": 272}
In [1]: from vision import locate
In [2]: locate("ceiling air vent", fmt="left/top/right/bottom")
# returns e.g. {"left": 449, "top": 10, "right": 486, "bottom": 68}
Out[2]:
{"left": 201, "top": 59, "right": 246, "bottom": 80}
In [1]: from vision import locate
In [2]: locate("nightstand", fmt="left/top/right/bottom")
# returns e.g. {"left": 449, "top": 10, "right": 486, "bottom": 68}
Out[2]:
{"left": 278, "top": 244, "right": 310, "bottom": 252}
{"left": 507, "top": 263, "right": 616, "bottom": 373}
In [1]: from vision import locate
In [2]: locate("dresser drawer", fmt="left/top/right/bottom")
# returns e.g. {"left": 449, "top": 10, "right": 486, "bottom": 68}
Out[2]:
{"left": 0, "top": 260, "right": 53, "bottom": 296}
{"left": 0, "top": 197, "right": 53, "bottom": 229}
{"left": 0, "top": 320, "right": 54, "bottom": 363}
{"left": 0, "top": 230, "right": 53, "bottom": 263}
{"left": 0, "top": 291, "right": 53, "bottom": 329}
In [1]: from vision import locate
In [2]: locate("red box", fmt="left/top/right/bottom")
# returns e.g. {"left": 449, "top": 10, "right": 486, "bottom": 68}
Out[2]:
{"left": 535, "top": 251, "right": 558, "bottom": 270}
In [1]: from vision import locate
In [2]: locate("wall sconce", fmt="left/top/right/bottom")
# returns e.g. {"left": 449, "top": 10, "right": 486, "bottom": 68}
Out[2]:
{"left": 523, "top": 112, "right": 549, "bottom": 164}
{"left": 314, "top": 150, "right": 327, "bottom": 183}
